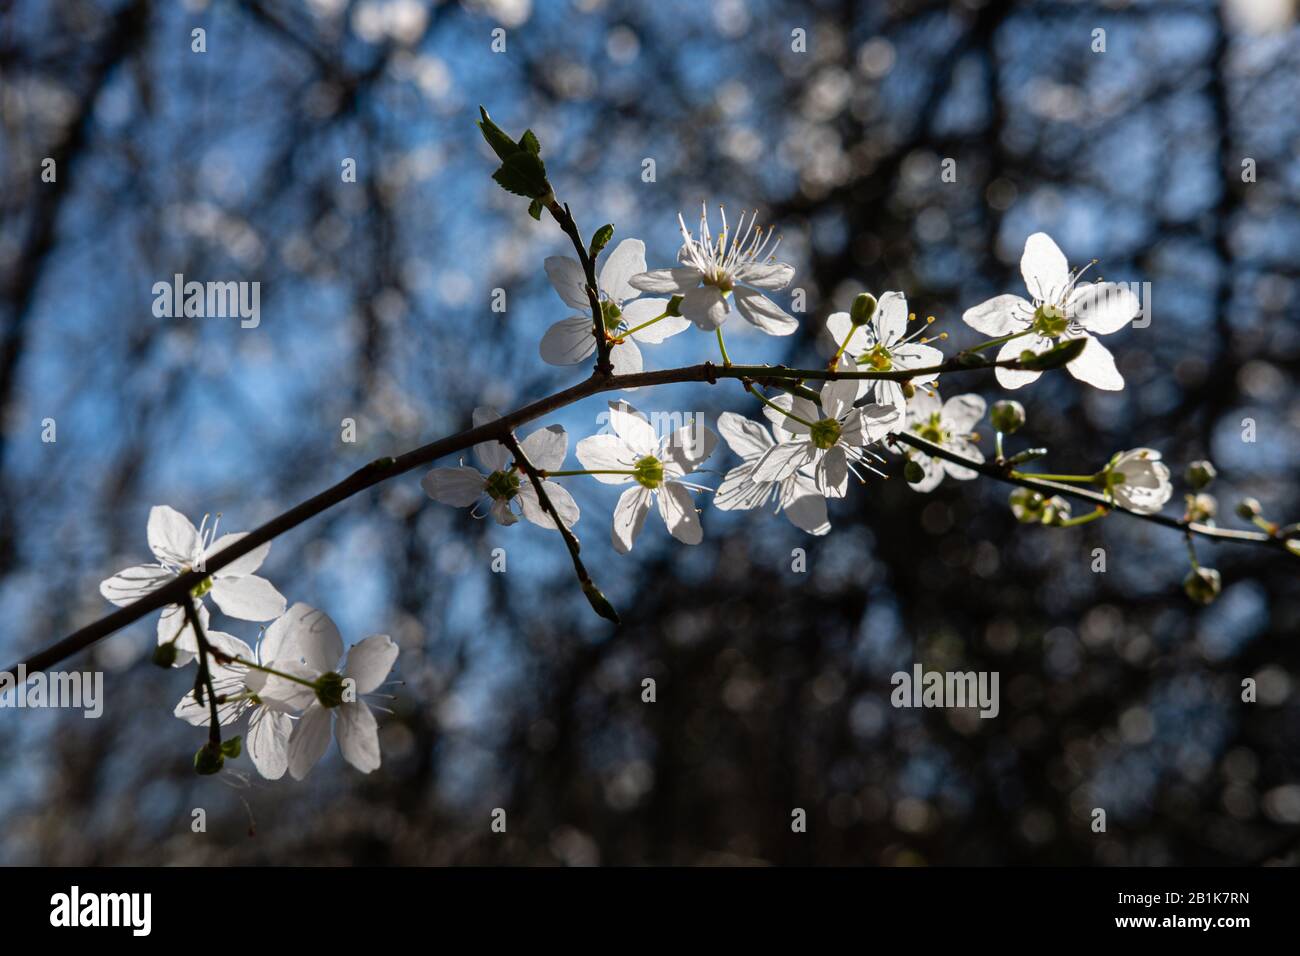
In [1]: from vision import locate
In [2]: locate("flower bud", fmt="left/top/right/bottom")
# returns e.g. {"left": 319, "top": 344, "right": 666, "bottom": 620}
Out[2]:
{"left": 1041, "top": 495, "right": 1071, "bottom": 526}
{"left": 152, "top": 642, "right": 178, "bottom": 669}
{"left": 1186, "top": 493, "right": 1216, "bottom": 523}
{"left": 1183, "top": 567, "right": 1222, "bottom": 605}
{"left": 990, "top": 400, "right": 1026, "bottom": 435}
{"left": 582, "top": 580, "right": 621, "bottom": 625}
{"left": 903, "top": 459, "right": 926, "bottom": 484}
{"left": 194, "top": 742, "right": 225, "bottom": 776}
{"left": 901, "top": 381, "right": 915, "bottom": 400}
{"left": 1009, "top": 487, "right": 1045, "bottom": 523}
{"left": 1018, "top": 337, "right": 1087, "bottom": 371}
{"left": 849, "top": 293, "right": 878, "bottom": 326}
{"left": 1185, "top": 460, "right": 1216, "bottom": 490}
{"left": 1235, "top": 497, "right": 1262, "bottom": 520}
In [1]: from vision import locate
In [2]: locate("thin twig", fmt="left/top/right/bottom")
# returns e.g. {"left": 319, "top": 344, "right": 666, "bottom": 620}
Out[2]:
{"left": 501, "top": 433, "right": 620, "bottom": 624}
{"left": 183, "top": 596, "right": 221, "bottom": 748}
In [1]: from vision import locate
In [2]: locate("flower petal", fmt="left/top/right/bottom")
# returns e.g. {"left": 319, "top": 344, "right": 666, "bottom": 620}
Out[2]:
{"left": 204, "top": 532, "right": 268, "bottom": 578}
{"left": 820, "top": 376, "right": 859, "bottom": 421}
{"left": 248, "top": 707, "right": 293, "bottom": 780}
{"left": 752, "top": 439, "right": 817, "bottom": 484}
{"left": 544, "top": 255, "right": 590, "bottom": 310}
{"left": 734, "top": 261, "right": 794, "bottom": 290}
{"left": 518, "top": 479, "right": 580, "bottom": 529}
{"left": 282, "top": 604, "right": 344, "bottom": 674}
{"left": 817, "top": 445, "right": 849, "bottom": 498}
{"left": 662, "top": 421, "right": 717, "bottom": 477}
{"left": 782, "top": 478, "right": 831, "bottom": 535}
{"left": 891, "top": 342, "right": 945, "bottom": 384}
{"left": 575, "top": 434, "right": 638, "bottom": 483}
{"left": 210, "top": 574, "right": 287, "bottom": 622}
{"left": 1020, "top": 232, "right": 1070, "bottom": 303}
{"left": 343, "top": 633, "right": 399, "bottom": 695}
{"left": 679, "top": 285, "right": 729, "bottom": 330}
{"left": 942, "top": 440, "right": 983, "bottom": 480}
{"left": 99, "top": 564, "right": 171, "bottom": 607}
{"left": 337, "top": 701, "right": 382, "bottom": 774}
{"left": 288, "top": 703, "right": 333, "bottom": 780}
{"left": 874, "top": 291, "right": 908, "bottom": 343}
{"left": 519, "top": 424, "right": 568, "bottom": 473}
{"left": 961, "top": 294, "right": 1032, "bottom": 337}
{"left": 1066, "top": 335, "right": 1124, "bottom": 390}
{"left": 658, "top": 481, "right": 703, "bottom": 545}
{"left": 471, "top": 407, "right": 511, "bottom": 473}
{"left": 539, "top": 315, "right": 597, "bottom": 366}
{"left": 1068, "top": 282, "right": 1139, "bottom": 335}
{"left": 907, "top": 454, "right": 946, "bottom": 492}
{"left": 717, "top": 411, "right": 774, "bottom": 461}
{"left": 597, "top": 239, "right": 646, "bottom": 303}
{"left": 715, "top": 462, "right": 774, "bottom": 511}
{"left": 629, "top": 267, "right": 698, "bottom": 294}
{"left": 625, "top": 302, "right": 691, "bottom": 343}
{"left": 148, "top": 505, "right": 200, "bottom": 567}
{"left": 994, "top": 335, "right": 1046, "bottom": 390}
{"left": 941, "top": 393, "right": 986, "bottom": 433}
{"left": 607, "top": 400, "right": 658, "bottom": 456}
{"left": 421, "top": 466, "right": 486, "bottom": 507}
{"left": 260, "top": 602, "right": 318, "bottom": 667}
{"left": 612, "top": 485, "right": 653, "bottom": 554}
{"left": 609, "top": 337, "right": 643, "bottom": 378}
{"left": 734, "top": 286, "right": 797, "bottom": 335}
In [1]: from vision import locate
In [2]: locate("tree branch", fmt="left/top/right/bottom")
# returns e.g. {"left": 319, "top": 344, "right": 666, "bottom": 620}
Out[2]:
{"left": 10, "top": 351, "right": 1291, "bottom": 676}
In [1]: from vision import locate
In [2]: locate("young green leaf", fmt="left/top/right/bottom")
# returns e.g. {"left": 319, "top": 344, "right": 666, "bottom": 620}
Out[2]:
{"left": 478, "top": 106, "right": 520, "bottom": 162}
{"left": 492, "top": 150, "right": 549, "bottom": 199}
{"left": 589, "top": 224, "right": 614, "bottom": 259}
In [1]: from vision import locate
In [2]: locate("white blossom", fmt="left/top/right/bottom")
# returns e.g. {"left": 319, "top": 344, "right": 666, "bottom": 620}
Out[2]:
{"left": 1102, "top": 448, "right": 1173, "bottom": 514}
{"left": 628, "top": 205, "right": 797, "bottom": 335}
{"left": 575, "top": 400, "right": 717, "bottom": 553}
{"left": 714, "top": 412, "right": 830, "bottom": 535}
{"left": 422, "top": 407, "right": 579, "bottom": 529}
{"left": 258, "top": 604, "right": 400, "bottom": 779}
{"left": 751, "top": 378, "right": 900, "bottom": 498}
{"left": 99, "top": 506, "right": 286, "bottom": 667}
{"left": 903, "top": 389, "right": 986, "bottom": 492}
{"left": 826, "top": 291, "right": 944, "bottom": 412}
{"left": 961, "top": 232, "right": 1137, "bottom": 391}
{"left": 539, "top": 238, "right": 689, "bottom": 378}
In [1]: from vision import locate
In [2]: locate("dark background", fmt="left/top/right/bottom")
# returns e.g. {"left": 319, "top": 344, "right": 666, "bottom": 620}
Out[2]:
{"left": 1, "top": 0, "right": 1298, "bottom": 865}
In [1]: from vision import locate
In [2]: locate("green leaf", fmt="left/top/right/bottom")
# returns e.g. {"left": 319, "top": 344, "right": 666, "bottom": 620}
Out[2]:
{"left": 589, "top": 223, "right": 614, "bottom": 259}
{"left": 1018, "top": 337, "right": 1087, "bottom": 371}
{"left": 220, "top": 735, "right": 243, "bottom": 759}
{"left": 519, "top": 128, "right": 541, "bottom": 155}
{"left": 527, "top": 198, "right": 544, "bottom": 220}
{"left": 478, "top": 106, "right": 520, "bottom": 162}
{"left": 491, "top": 150, "right": 549, "bottom": 199}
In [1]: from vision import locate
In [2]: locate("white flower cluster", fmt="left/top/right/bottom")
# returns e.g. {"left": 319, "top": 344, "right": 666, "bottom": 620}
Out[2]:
{"left": 427, "top": 214, "right": 1162, "bottom": 552}
{"left": 100, "top": 506, "right": 399, "bottom": 779}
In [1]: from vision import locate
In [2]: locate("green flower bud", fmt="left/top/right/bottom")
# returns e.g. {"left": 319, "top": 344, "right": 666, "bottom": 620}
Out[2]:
{"left": 194, "top": 742, "right": 224, "bottom": 776}
{"left": 1009, "top": 487, "right": 1045, "bottom": 523}
{"left": 850, "top": 293, "right": 878, "bottom": 326}
{"left": 989, "top": 400, "right": 1026, "bottom": 434}
{"left": 1185, "top": 460, "right": 1217, "bottom": 490}
{"left": 152, "top": 642, "right": 178, "bottom": 669}
{"left": 315, "top": 671, "right": 347, "bottom": 709}
{"left": 903, "top": 459, "right": 926, "bottom": 483}
{"left": 1183, "top": 566, "right": 1222, "bottom": 605}
{"left": 1235, "top": 497, "right": 1262, "bottom": 520}
{"left": 582, "top": 580, "right": 621, "bottom": 625}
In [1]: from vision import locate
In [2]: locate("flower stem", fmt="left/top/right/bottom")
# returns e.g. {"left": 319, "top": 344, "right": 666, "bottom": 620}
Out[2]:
{"left": 542, "top": 469, "right": 638, "bottom": 477}
{"left": 746, "top": 383, "right": 817, "bottom": 428}
{"left": 622, "top": 311, "right": 668, "bottom": 338}
{"left": 963, "top": 328, "right": 1032, "bottom": 355}
{"left": 1012, "top": 472, "right": 1097, "bottom": 484}
{"left": 1055, "top": 508, "right": 1109, "bottom": 528}
{"left": 716, "top": 328, "right": 733, "bottom": 366}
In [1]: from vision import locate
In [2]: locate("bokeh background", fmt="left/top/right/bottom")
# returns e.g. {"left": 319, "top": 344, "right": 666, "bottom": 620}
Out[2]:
{"left": 1, "top": 0, "right": 1298, "bottom": 865}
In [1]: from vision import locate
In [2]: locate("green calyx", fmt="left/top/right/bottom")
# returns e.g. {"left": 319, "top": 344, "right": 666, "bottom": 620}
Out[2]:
{"left": 917, "top": 414, "right": 946, "bottom": 445}
{"left": 1032, "top": 303, "right": 1068, "bottom": 337}
{"left": 600, "top": 300, "right": 623, "bottom": 332}
{"left": 810, "top": 417, "right": 842, "bottom": 450}
{"left": 485, "top": 469, "right": 521, "bottom": 501}
{"left": 194, "top": 742, "right": 224, "bottom": 776}
{"left": 190, "top": 575, "right": 214, "bottom": 599}
{"left": 633, "top": 455, "right": 664, "bottom": 489}
{"left": 315, "top": 671, "right": 347, "bottom": 709}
